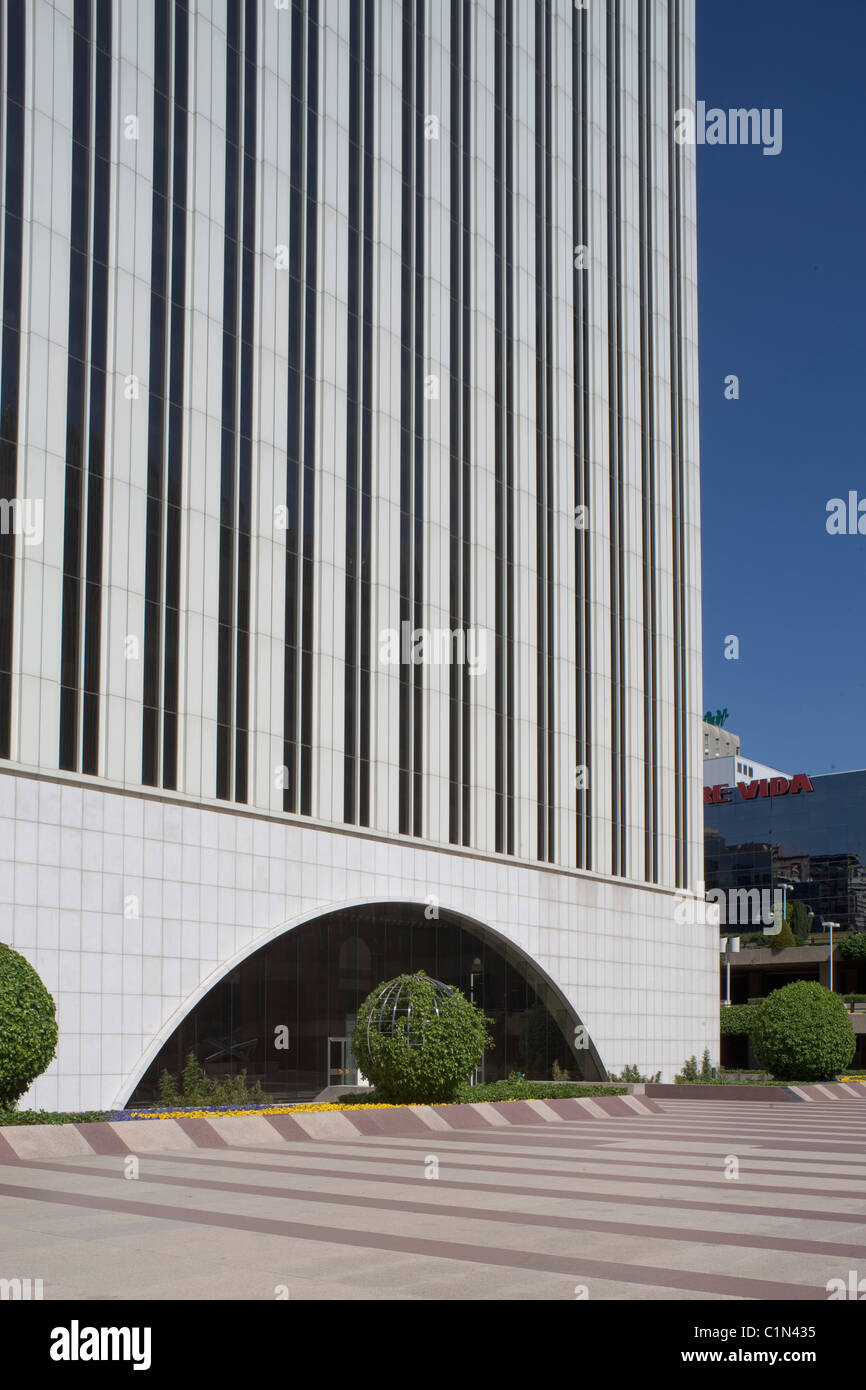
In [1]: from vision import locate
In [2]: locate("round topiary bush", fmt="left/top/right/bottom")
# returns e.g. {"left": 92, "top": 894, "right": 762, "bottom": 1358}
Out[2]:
{"left": 837, "top": 932, "right": 866, "bottom": 964}
{"left": 0, "top": 943, "right": 59, "bottom": 1109}
{"left": 750, "top": 981, "right": 855, "bottom": 1081}
{"left": 352, "top": 971, "right": 492, "bottom": 1104}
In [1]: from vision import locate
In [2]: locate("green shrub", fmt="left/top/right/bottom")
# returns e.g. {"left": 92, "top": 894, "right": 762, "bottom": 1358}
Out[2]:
{"left": 675, "top": 1049, "right": 714, "bottom": 1083}
{"left": 352, "top": 972, "right": 492, "bottom": 1104}
{"left": 721, "top": 1003, "right": 761, "bottom": 1036}
{"left": 788, "top": 901, "right": 812, "bottom": 945}
{"left": 453, "top": 1078, "right": 623, "bottom": 1102}
{"left": 607, "top": 1063, "right": 661, "bottom": 1082}
{"left": 0, "top": 943, "right": 59, "bottom": 1109}
{"left": 750, "top": 981, "right": 856, "bottom": 1081}
{"left": 334, "top": 1076, "right": 625, "bottom": 1104}
{"left": 769, "top": 919, "right": 797, "bottom": 951}
{"left": 837, "top": 933, "right": 866, "bottom": 964}
{"left": 735, "top": 932, "right": 769, "bottom": 948}
{"left": 156, "top": 1052, "right": 271, "bottom": 1108}
{"left": 158, "top": 1068, "right": 180, "bottom": 1108}
{"left": 0, "top": 1109, "right": 109, "bottom": 1126}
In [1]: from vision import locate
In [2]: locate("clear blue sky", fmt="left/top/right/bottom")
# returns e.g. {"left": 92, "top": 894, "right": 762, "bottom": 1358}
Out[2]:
{"left": 697, "top": 0, "right": 866, "bottom": 774}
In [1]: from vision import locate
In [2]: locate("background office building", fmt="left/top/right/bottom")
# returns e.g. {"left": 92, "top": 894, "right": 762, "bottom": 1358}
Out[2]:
{"left": 0, "top": 0, "right": 708, "bottom": 1108}
{"left": 702, "top": 717, "right": 739, "bottom": 762}
{"left": 706, "top": 765, "right": 866, "bottom": 937}
{"left": 707, "top": 753, "right": 866, "bottom": 1066}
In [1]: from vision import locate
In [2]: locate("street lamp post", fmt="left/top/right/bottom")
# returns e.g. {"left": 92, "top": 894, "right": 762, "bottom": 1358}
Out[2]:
{"left": 778, "top": 881, "right": 792, "bottom": 931}
{"left": 825, "top": 921, "right": 837, "bottom": 993}
{"left": 469, "top": 957, "right": 483, "bottom": 1084}
{"left": 720, "top": 936, "right": 740, "bottom": 1007}
{"left": 768, "top": 879, "right": 794, "bottom": 937}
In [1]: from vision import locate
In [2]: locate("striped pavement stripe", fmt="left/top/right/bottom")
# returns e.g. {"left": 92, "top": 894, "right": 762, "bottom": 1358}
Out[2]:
{"left": 0, "top": 1099, "right": 863, "bottom": 1300}
{"left": 0, "top": 1095, "right": 661, "bottom": 1160}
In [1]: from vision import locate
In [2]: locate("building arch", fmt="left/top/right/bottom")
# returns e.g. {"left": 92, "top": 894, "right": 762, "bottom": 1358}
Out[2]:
{"left": 120, "top": 898, "right": 605, "bottom": 1105}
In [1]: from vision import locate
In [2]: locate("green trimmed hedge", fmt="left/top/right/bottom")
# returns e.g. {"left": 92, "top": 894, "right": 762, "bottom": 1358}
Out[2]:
{"left": 0, "top": 943, "right": 59, "bottom": 1109}
{"left": 453, "top": 1079, "right": 623, "bottom": 1102}
{"left": 335, "top": 1078, "right": 625, "bottom": 1105}
{"left": 750, "top": 981, "right": 856, "bottom": 1081}
{"left": 0, "top": 1110, "right": 109, "bottom": 1126}
{"left": 720, "top": 1003, "right": 761, "bottom": 1036}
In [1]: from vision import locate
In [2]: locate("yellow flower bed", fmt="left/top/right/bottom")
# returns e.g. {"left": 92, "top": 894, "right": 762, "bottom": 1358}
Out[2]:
{"left": 123, "top": 1098, "right": 528, "bottom": 1120}
{"left": 124, "top": 1103, "right": 403, "bottom": 1119}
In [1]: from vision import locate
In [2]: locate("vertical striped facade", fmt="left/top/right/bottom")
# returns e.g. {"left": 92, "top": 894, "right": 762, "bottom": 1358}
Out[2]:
{"left": 0, "top": 0, "right": 713, "bottom": 1110}
{"left": 0, "top": 0, "right": 702, "bottom": 891}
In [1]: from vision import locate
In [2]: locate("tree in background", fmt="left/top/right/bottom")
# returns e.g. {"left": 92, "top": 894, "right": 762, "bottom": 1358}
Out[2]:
{"left": 769, "top": 917, "right": 797, "bottom": 951}
{"left": 837, "top": 933, "right": 866, "bottom": 964}
{"left": 787, "top": 900, "right": 812, "bottom": 946}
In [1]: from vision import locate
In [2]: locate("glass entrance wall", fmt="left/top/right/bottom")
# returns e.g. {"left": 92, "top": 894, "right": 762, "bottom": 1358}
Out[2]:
{"left": 128, "top": 902, "right": 600, "bottom": 1103}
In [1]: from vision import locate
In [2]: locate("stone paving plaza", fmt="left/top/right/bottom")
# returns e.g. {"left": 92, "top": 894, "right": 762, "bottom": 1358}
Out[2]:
{"left": 1, "top": 1099, "right": 864, "bottom": 1301}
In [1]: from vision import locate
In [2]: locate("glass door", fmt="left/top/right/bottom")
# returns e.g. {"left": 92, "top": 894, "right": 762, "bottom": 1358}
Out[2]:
{"left": 328, "top": 1036, "right": 351, "bottom": 1087}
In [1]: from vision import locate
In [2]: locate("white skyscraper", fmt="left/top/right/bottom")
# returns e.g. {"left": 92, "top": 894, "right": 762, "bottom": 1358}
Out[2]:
{"left": 0, "top": 0, "right": 710, "bottom": 1110}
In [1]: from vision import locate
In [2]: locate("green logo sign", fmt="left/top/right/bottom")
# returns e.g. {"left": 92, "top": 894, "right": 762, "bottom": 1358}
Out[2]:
{"left": 704, "top": 708, "right": 730, "bottom": 728}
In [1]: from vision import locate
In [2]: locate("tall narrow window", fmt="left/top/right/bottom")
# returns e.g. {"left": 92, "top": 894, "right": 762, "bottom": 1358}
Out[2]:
{"left": 283, "top": 0, "right": 318, "bottom": 816}
{"left": 572, "top": 0, "right": 591, "bottom": 870}
{"left": 59, "top": 0, "right": 93, "bottom": 772}
{"left": 504, "top": 0, "right": 515, "bottom": 857}
{"left": 163, "top": 0, "right": 189, "bottom": 791}
{"left": 234, "top": 0, "right": 257, "bottom": 803}
{"left": 493, "top": 0, "right": 515, "bottom": 857}
{"left": 606, "top": 0, "right": 626, "bottom": 876}
{"left": 216, "top": 2, "right": 241, "bottom": 801}
{"left": 668, "top": 0, "right": 688, "bottom": 887}
{"left": 0, "top": 1, "right": 25, "bottom": 757}
{"left": 535, "top": 0, "right": 555, "bottom": 862}
{"left": 638, "top": 0, "right": 658, "bottom": 882}
{"left": 344, "top": 0, "right": 374, "bottom": 827}
{"left": 142, "top": 0, "right": 171, "bottom": 786}
{"left": 448, "top": 0, "right": 471, "bottom": 847}
{"left": 217, "top": 1, "right": 257, "bottom": 803}
{"left": 398, "top": 0, "right": 425, "bottom": 838}
{"left": 299, "top": 0, "right": 318, "bottom": 817}
{"left": 143, "top": 0, "right": 188, "bottom": 790}
{"left": 80, "top": 0, "right": 112, "bottom": 775}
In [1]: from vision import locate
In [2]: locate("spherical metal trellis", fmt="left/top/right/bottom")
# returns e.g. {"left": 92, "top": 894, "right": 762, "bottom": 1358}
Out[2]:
{"left": 365, "top": 976, "right": 456, "bottom": 1051}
